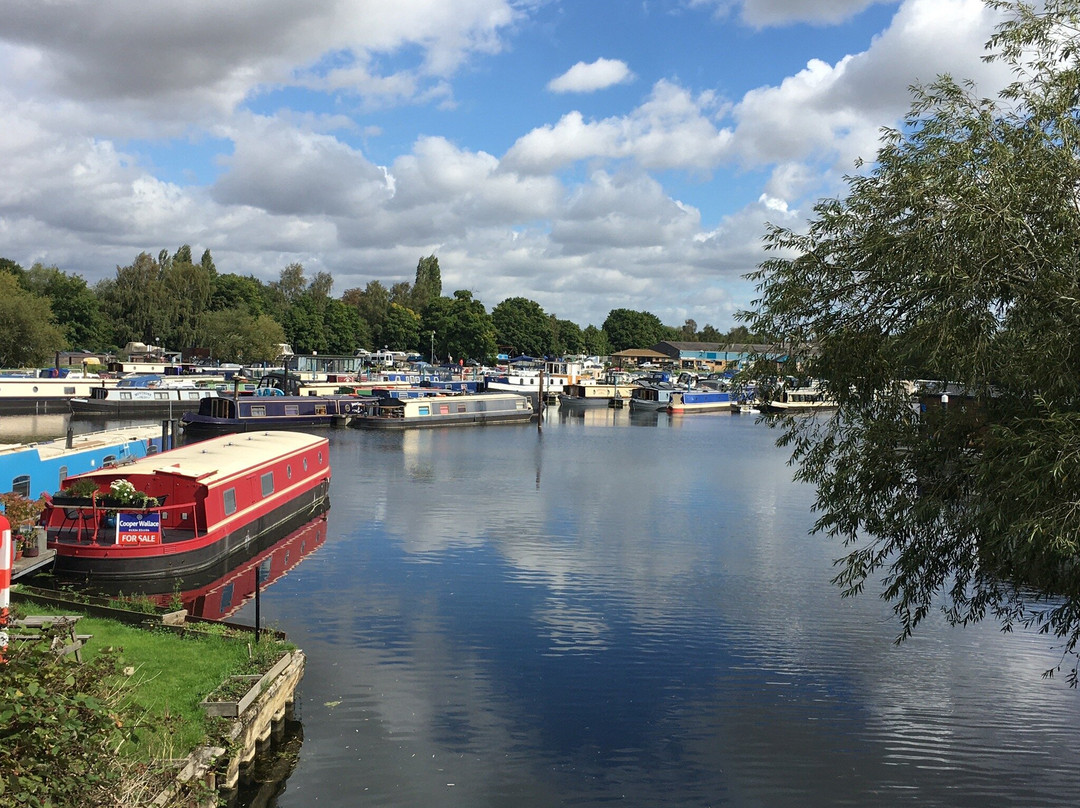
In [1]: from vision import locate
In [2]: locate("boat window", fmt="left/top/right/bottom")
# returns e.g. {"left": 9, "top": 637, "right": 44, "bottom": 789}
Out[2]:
{"left": 318, "top": 451, "right": 323, "bottom": 465}
{"left": 457, "top": 404, "right": 467, "bottom": 413}
{"left": 285, "top": 405, "right": 299, "bottom": 415}
{"left": 154, "top": 392, "right": 169, "bottom": 400}
{"left": 303, "top": 457, "right": 309, "bottom": 471}
{"left": 120, "top": 392, "right": 132, "bottom": 400}
{"left": 439, "top": 404, "right": 450, "bottom": 414}
{"left": 58, "top": 466, "right": 69, "bottom": 486}
{"left": 64, "top": 386, "right": 76, "bottom": 395}
{"left": 418, "top": 406, "right": 430, "bottom": 415}
{"left": 261, "top": 471, "right": 274, "bottom": 497}
{"left": 286, "top": 464, "right": 292, "bottom": 479}
{"left": 223, "top": 488, "right": 237, "bottom": 515}
{"left": 12, "top": 474, "right": 30, "bottom": 498}
{"left": 252, "top": 405, "right": 267, "bottom": 417}
{"left": 102, "top": 455, "right": 116, "bottom": 465}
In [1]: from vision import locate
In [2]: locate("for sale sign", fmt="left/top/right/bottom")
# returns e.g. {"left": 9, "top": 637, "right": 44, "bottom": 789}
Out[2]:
{"left": 116, "top": 512, "right": 162, "bottom": 545}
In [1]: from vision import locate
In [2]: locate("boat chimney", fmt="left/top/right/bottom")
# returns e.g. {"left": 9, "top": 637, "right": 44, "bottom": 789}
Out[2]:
{"left": 66, "top": 427, "right": 74, "bottom": 450}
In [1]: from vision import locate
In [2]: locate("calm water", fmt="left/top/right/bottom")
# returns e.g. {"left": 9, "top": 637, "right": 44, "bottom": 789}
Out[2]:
{"left": 17, "top": 409, "right": 1080, "bottom": 806}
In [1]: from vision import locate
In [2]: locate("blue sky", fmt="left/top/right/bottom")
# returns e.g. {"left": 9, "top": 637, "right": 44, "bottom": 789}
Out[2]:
{"left": 1, "top": 0, "right": 1009, "bottom": 332}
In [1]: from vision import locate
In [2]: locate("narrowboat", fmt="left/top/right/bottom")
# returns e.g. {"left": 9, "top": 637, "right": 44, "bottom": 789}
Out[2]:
{"left": 42, "top": 431, "right": 331, "bottom": 584}
{"left": 348, "top": 392, "right": 534, "bottom": 429}
{"left": 69, "top": 375, "right": 220, "bottom": 417}
{"left": 0, "top": 374, "right": 119, "bottom": 414}
{"left": 0, "top": 424, "right": 166, "bottom": 496}
{"left": 667, "top": 389, "right": 733, "bottom": 413}
{"left": 180, "top": 392, "right": 359, "bottom": 435}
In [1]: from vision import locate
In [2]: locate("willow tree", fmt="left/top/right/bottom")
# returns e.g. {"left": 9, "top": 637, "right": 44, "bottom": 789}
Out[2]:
{"left": 740, "top": 0, "right": 1080, "bottom": 681}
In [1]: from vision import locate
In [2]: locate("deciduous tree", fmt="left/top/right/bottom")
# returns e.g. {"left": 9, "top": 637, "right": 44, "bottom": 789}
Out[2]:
{"left": 741, "top": 0, "right": 1080, "bottom": 681}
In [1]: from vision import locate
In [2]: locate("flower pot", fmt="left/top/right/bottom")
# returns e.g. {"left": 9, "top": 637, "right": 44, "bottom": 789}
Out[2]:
{"left": 23, "top": 545, "right": 40, "bottom": 558}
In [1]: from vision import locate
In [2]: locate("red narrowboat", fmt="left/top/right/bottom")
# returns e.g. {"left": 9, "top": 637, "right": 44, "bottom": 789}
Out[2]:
{"left": 42, "top": 431, "right": 331, "bottom": 584}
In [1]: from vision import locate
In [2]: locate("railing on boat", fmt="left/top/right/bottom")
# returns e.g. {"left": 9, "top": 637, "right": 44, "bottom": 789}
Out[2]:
{"left": 50, "top": 499, "right": 202, "bottom": 545}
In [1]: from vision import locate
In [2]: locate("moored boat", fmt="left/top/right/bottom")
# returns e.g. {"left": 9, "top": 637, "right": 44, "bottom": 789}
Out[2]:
{"left": 667, "top": 389, "right": 733, "bottom": 413}
{"left": 0, "top": 374, "right": 120, "bottom": 414}
{"left": 756, "top": 385, "right": 838, "bottom": 413}
{"left": 0, "top": 425, "right": 166, "bottom": 496}
{"left": 42, "top": 431, "right": 331, "bottom": 584}
{"left": 558, "top": 372, "right": 638, "bottom": 407}
{"left": 69, "top": 374, "right": 220, "bottom": 417}
{"left": 180, "top": 392, "right": 360, "bottom": 435}
{"left": 629, "top": 382, "right": 679, "bottom": 411}
{"left": 348, "top": 392, "right": 534, "bottom": 429}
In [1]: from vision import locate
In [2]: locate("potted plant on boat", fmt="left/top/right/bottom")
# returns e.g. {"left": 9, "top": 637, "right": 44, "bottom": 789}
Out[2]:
{"left": 53, "top": 477, "right": 101, "bottom": 505}
{"left": 102, "top": 479, "right": 158, "bottom": 509}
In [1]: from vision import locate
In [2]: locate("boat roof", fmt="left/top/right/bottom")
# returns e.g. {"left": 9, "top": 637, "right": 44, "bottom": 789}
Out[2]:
{"left": 0, "top": 425, "right": 162, "bottom": 461}
{"left": 71, "top": 431, "right": 327, "bottom": 485}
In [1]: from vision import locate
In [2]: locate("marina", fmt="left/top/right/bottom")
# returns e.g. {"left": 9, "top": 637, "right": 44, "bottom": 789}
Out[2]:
{"left": 7, "top": 409, "right": 1079, "bottom": 807}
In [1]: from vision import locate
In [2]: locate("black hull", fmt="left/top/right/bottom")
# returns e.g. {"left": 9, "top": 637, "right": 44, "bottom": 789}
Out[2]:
{"left": 71, "top": 401, "right": 206, "bottom": 417}
{"left": 0, "top": 398, "right": 76, "bottom": 415}
{"left": 52, "top": 480, "right": 330, "bottom": 586}
{"left": 181, "top": 415, "right": 342, "bottom": 436}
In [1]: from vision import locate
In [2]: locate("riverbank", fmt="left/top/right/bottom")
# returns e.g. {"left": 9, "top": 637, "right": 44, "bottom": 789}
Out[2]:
{"left": 4, "top": 586, "right": 303, "bottom": 806}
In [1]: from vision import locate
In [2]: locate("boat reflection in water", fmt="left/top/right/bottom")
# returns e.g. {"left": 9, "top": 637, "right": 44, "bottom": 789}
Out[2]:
{"left": 145, "top": 513, "right": 327, "bottom": 618}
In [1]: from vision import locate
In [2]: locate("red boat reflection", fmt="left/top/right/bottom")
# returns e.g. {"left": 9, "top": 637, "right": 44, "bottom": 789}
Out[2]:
{"left": 147, "top": 513, "right": 327, "bottom": 619}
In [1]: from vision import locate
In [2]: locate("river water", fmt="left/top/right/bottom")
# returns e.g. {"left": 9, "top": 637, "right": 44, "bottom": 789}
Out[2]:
{"left": 11, "top": 409, "right": 1079, "bottom": 806}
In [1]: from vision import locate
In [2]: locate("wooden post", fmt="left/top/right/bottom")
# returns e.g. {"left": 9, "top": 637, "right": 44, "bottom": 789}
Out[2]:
{"left": 537, "top": 368, "right": 544, "bottom": 432}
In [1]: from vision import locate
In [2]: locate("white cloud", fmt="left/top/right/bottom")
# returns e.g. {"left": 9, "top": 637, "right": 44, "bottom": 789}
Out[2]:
{"left": 690, "top": 0, "right": 893, "bottom": 27}
{"left": 0, "top": 0, "right": 1018, "bottom": 330}
{"left": 503, "top": 80, "right": 731, "bottom": 174}
{"left": 547, "top": 58, "right": 635, "bottom": 93}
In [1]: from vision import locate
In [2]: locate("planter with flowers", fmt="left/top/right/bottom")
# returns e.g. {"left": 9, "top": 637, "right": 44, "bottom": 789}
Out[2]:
{"left": 0, "top": 491, "right": 47, "bottom": 561}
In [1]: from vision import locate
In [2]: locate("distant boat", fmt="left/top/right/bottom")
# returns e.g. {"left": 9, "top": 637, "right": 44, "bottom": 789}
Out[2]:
{"left": 486, "top": 358, "right": 592, "bottom": 401}
{"left": 42, "top": 431, "right": 331, "bottom": 585}
{"left": 69, "top": 375, "right": 220, "bottom": 417}
{"left": 348, "top": 392, "right": 535, "bottom": 429}
{"left": 756, "top": 384, "right": 838, "bottom": 413}
{"left": 558, "top": 372, "right": 638, "bottom": 407}
{"left": 667, "top": 389, "right": 733, "bottom": 413}
{"left": 629, "top": 382, "right": 679, "bottom": 411}
{"left": 0, "top": 424, "right": 166, "bottom": 496}
{"left": 180, "top": 392, "right": 359, "bottom": 435}
{"left": 0, "top": 374, "right": 119, "bottom": 415}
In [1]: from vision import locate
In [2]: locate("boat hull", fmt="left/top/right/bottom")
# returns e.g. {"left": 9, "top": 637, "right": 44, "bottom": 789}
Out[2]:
{"left": 350, "top": 410, "right": 534, "bottom": 429}
{"left": 70, "top": 397, "right": 212, "bottom": 417}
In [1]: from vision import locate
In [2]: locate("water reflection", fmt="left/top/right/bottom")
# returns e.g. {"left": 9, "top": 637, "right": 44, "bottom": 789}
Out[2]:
{"left": 229, "top": 416, "right": 1080, "bottom": 808}
{"left": 149, "top": 515, "right": 327, "bottom": 619}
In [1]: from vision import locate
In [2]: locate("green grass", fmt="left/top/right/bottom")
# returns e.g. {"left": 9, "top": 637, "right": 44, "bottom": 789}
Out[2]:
{"left": 77, "top": 618, "right": 294, "bottom": 759}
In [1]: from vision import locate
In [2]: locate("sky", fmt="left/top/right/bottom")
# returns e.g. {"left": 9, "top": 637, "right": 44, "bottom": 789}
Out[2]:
{"left": 1, "top": 0, "right": 1013, "bottom": 332}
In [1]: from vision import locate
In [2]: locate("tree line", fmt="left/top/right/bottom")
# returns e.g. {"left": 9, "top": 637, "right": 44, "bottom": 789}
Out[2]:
{"left": 0, "top": 252, "right": 754, "bottom": 368}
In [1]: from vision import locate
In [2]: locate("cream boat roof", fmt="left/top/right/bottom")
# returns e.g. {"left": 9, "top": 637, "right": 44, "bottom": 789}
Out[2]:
{"left": 71, "top": 431, "right": 327, "bottom": 486}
